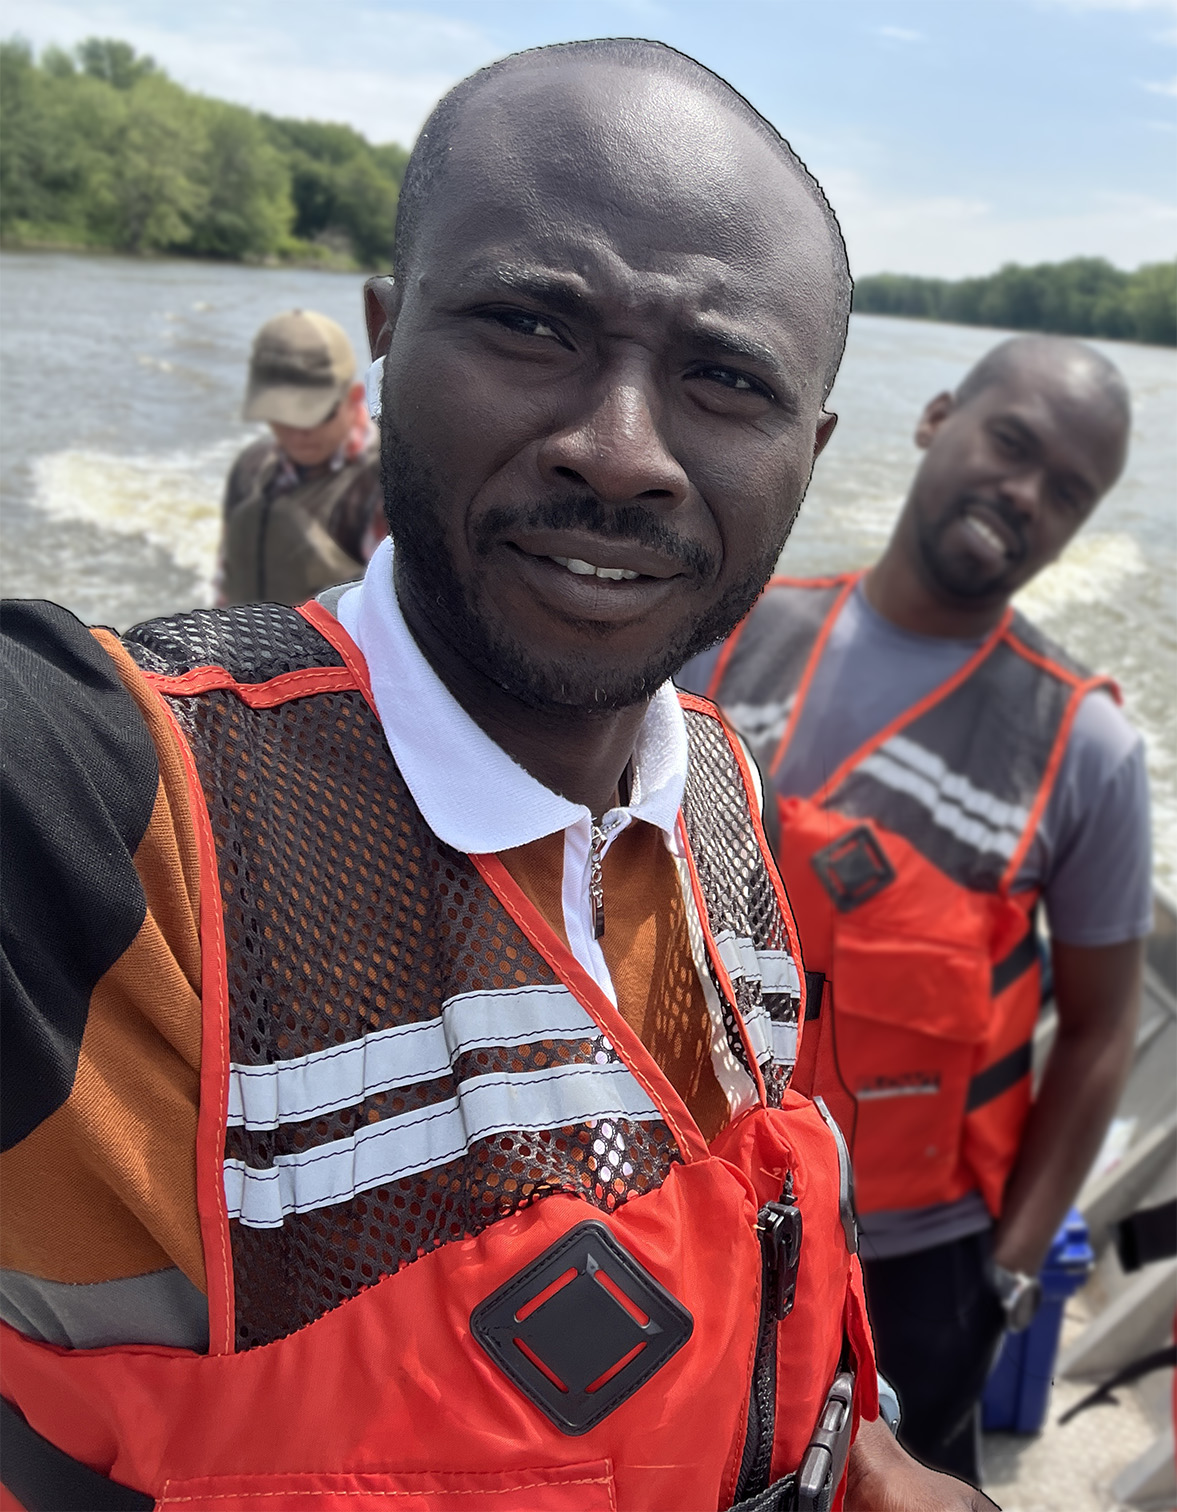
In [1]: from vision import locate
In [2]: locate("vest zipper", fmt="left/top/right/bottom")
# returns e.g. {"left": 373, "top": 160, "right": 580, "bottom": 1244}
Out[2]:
{"left": 590, "top": 822, "right": 607, "bottom": 940}
{"left": 733, "top": 1175, "right": 803, "bottom": 1502}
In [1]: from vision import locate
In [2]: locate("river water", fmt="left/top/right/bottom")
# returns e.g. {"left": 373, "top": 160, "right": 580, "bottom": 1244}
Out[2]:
{"left": 2, "top": 251, "right": 1174, "bottom": 891}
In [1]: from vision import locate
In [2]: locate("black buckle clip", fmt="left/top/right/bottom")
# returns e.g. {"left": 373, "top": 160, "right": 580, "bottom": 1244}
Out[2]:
{"left": 796, "top": 1370, "right": 856, "bottom": 1512}
{"left": 470, "top": 1220, "right": 693, "bottom": 1436}
{"left": 811, "top": 826, "right": 895, "bottom": 912}
{"left": 760, "top": 1202, "right": 803, "bottom": 1321}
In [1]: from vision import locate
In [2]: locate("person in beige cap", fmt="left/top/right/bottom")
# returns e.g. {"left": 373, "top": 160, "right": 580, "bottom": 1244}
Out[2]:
{"left": 217, "top": 309, "right": 386, "bottom": 606}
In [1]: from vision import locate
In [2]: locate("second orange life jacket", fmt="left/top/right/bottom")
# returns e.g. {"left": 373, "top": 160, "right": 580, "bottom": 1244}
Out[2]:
{"left": 699, "top": 573, "right": 1116, "bottom": 1218}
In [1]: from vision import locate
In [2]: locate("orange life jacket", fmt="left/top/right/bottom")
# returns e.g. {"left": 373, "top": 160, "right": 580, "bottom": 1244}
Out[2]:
{"left": 1, "top": 600, "right": 876, "bottom": 1512}
{"left": 701, "top": 573, "right": 1116, "bottom": 1219}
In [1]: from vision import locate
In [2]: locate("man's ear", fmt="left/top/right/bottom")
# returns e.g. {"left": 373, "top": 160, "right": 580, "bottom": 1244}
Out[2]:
{"left": 364, "top": 276, "right": 400, "bottom": 359}
{"left": 813, "top": 408, "right": 838, "bottom": 460}
{"left": 915, "top": 391, "right": 954, "bottom": 450}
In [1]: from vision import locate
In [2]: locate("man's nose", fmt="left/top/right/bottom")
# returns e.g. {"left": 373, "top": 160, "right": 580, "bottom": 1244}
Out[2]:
{"left": 537, "top": 375, "right": 690, "bottom": 507}
{"left": 998, "top": 465, "right": 1049, "bottom": 520}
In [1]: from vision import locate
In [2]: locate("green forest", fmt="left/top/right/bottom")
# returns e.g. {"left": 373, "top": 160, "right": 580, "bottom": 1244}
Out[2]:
{"left": 853, "top": 260, "right": 1175, "bottom": 347}
{"left": 2, "top": 38, "right": 1174, "bottom": 345}
{"left": 0, "top": 39, "right": 407, "bottom": 267}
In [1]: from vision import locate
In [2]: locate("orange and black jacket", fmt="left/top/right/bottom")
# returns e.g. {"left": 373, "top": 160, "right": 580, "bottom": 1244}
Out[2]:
{"left": 1, "top": 598, "right": 876, "bottom": 1512}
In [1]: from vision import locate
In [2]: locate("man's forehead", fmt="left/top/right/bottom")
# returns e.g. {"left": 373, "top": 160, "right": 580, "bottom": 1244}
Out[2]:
{"left": 429, "top": 59, "right": 823, "bottom": 256}
{"left": 977, "top": 361, "right": 1124, "bottom": 434}
{"left": 412, "top": 68, "right": 831, "bottom": 331}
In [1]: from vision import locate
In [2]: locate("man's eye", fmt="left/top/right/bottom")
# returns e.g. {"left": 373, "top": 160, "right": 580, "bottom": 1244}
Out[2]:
{"left": 693, "top": 365, "right": 774, "bottom": 400}
{"left": 1052, "top": 480, "right": 1084, "bottom": 512}
{"left": 486, "top": 310, "right": 564, "bottom": 342}
{"left": 992, "top": 427, "right": 1024, "bottom": 455}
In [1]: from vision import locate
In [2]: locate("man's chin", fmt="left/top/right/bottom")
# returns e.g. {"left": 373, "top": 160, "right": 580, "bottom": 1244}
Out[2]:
{"left": 483, "top": 646, "right": 679, "bottom": 714}
{"left": 925, "top": 553, "right": 1021, "bottom": 605}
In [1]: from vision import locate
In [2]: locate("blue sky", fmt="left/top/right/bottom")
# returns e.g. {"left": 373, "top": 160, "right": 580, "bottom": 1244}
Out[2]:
{"left": 6, "top": 0, "right": 1175, "bottom": 277}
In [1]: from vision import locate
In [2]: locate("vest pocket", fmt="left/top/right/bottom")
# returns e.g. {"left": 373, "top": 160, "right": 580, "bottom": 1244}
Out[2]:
{"left": 828, "top": 931, "right": 991, "bottom": 1211}
{"left": 155, "top": 1463, "right": 617, "bottom": 1510}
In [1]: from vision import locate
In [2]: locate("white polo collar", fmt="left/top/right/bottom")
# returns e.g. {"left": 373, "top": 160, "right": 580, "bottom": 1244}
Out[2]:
{"left": 336, "top": 539, "right": 688, "bottom": 855}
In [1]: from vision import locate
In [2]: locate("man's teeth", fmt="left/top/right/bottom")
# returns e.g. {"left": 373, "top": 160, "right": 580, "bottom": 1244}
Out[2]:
{"left": 549, "top": 555, "right": 640, "bottom": 581}
{"left": 965, "top": 515, "right": 1006, "bottom": 554}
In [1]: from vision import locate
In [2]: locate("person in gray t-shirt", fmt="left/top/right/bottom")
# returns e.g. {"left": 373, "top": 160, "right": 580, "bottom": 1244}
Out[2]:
{"left": 680, "top": 334, "right": 1150, "bottom": 1483}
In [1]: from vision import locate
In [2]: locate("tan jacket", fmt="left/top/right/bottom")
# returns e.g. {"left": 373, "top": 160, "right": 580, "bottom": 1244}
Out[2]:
{"left": 219, "top": 431, "right": 383, "bottom": 606}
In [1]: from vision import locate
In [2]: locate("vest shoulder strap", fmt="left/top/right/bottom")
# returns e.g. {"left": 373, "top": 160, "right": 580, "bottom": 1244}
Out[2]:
{"left": 707, "top": 575, "right": 855, "bottom": 770}
{"left": 122, "top": 603, "right": 342, "bottom": 683}
{"left": 1005, "top": 609, "right": 1116, "bottom": 693}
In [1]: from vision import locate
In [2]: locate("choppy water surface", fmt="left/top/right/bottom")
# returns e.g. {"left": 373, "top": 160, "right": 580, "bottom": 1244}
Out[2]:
{"left": 2, "top": 251, "right": 1174, "bottom": 890}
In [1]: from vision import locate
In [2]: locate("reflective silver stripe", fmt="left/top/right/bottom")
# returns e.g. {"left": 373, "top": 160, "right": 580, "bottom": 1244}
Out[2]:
{"left": 856, "top": 1083, "right": 940, "bottom": 1101}
{"left": 227, "top": 984, "right": 600, "bottom": 1131}
{"left": 723, "top": 695, "right": 795, "bottom": 748}
{"left": 756, "top": 949, "right": 801, "bottom": 996}
{"left": 858, "top": 746, "right": 1023, "bottom": 860}
{"left": 771, "top": 1021, "right": 798, "bottom": 1065}
{"left": 711, "top": 933, "right": 799, "bottom": 1069}
{"left": 814, "top": 1096, "right": 858, "bottom": 1255}
{"left": 885, "top": 735, "right": 1030, "bottom": 832}
{"left": 714, "top": 934, "right": 800, "bottom": 996}
{"left": 224, "top": 1062, "right": 662, "bottom": 1228}
{"left": 741, "top": 998, "right": 772, "bottom": 1065}
{"left": 714, "top": 930, "right": 758, "bottom": 982}
{"left": 673, "top": 858, "right": 759, "bottom": 1119}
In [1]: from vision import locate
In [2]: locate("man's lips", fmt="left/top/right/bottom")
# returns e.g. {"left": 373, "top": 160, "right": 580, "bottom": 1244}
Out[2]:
{"left": 957, "top": 502, "right": 1023, "bottom": 563}
{"left": 506, "top": 528, "right": 690, "bottom": 582}
{"left": 498, "top": 541, "right": 686, "bottom": 625}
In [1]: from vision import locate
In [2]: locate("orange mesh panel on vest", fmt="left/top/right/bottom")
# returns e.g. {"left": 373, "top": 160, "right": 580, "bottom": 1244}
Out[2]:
{"left": 167, "top": 681, "right": 682, "bottom": 1350}
{"left": 680, "top": 717, "right": 801, "bottom": 1108}
{"left": 501, "top": 827, "right": 730, "bottom": 1143}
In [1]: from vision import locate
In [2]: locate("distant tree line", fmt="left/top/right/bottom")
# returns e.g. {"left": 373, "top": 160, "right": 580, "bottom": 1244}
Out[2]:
{"left": 4, "top": 37, "right": 1175, "bottom": 346}
{"left": 854, "top": 259, "right": 1175, "bottom": 348}
{"left": 0, "top": 38, "right": 407, "bottom": 267}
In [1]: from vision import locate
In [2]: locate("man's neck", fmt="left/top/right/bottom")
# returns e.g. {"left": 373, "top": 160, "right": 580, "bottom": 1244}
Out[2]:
{"left": 394, "top": 566, "right": 647, "bottom": 819}
{"left": 866, "top": 535, "right": 1010, "bottom": 641}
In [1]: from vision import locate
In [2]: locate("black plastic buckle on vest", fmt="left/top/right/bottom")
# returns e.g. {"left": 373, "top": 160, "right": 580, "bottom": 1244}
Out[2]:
{"left": 470, "top": 1220, "right": 693, "bottom": 1436}
{"left": 726, "top": 1368, "right": 856, "bottom": 1512}
{"left": 760, "top": 1201, "right": 803, "bottom": 1322}
{"left": 795, "top": 1370, "right": 856, "bottom": 1512}
{"left": 811, "top": 827, "right": 895, "bottom": 913}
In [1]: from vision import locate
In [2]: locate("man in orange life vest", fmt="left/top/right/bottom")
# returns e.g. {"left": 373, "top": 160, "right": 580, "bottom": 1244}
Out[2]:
{"left": 680, "top": 335, "right": 1150, "bottom": 1481}
{"left": 0, "top": 39, "right": 996, "bottom": 1512}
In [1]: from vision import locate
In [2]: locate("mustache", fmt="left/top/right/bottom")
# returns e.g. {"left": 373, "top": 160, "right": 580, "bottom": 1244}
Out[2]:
{"left": 950, "top": 492, "right": 1028, "bottom": 561}
{"left": 474, "top": 494, "right": 715, "bottom": 579}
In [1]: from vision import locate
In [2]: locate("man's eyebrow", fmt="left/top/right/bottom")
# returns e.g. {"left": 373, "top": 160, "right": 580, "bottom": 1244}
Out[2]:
{"left": 683, "top": 324, "right": 786, "bottom": 376}
{"left": 453, "top": 265, "right": 799, "bottom": 391}
{"left": 453, "top": 263, "right": 590, "bottom": 315}
{"left": 992, "top": 413, "right": 1040, "bottom": 446}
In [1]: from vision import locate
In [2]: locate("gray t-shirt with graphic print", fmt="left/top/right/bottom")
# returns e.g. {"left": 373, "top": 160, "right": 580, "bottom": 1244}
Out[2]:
{"left": 678, "top": 581, "right": 1152, "bottom": 1257}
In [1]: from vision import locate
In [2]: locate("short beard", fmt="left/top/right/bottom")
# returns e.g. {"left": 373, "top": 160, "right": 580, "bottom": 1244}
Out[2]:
{"left": 381, "top": 423, "right": 787, "bottom": 712}
{"left": 916, "top": 492, "right": 1027, "bottom": 601}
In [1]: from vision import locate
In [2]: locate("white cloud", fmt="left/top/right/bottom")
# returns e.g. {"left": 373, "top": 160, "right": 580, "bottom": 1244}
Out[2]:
{"left": 1143, "top": 74, "right": 1177, "bottom": 94}
{"left": 2, "top": 1, "right": 499, "bottom": 144}
{"left": 822, "top": 169, "right": 1177, "bottom": 276}
{"left": 874, "top": 25, "right": 926, "bottom": 43}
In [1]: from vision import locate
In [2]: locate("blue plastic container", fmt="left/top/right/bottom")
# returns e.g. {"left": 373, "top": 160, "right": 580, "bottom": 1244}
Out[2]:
{"left": 982, "top": 1208, "right": 1094, "bottom": 1434}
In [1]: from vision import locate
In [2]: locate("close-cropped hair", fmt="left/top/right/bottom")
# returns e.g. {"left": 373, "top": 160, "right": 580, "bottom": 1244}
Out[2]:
{"left": 392, "top": 37, "right": 853, "bottom": 397}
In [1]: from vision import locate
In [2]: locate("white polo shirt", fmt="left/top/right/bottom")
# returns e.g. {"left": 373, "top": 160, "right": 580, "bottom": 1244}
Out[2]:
{"left": 336, "top": 538, "right": 690, "bottom": 1009}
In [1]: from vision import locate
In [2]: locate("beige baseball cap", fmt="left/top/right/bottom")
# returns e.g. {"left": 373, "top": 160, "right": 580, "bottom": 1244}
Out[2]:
{"left": 243, "top": 310, "right": 356, "bottom": 428}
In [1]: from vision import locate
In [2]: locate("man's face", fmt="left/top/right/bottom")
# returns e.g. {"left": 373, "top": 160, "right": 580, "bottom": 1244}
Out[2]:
{"left": 270, "top": 385, "right": 361, "bottom": 469}
{"left": 375, "top": 63, "right": 838, "bottom": 710}
{"left": 905, "top": 362, "right": 1127, "bottom": 606}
